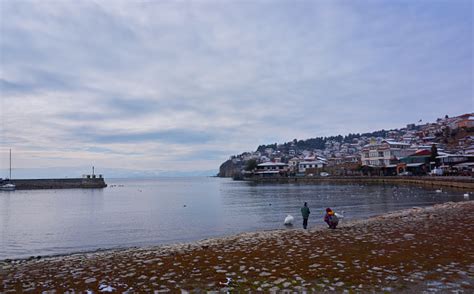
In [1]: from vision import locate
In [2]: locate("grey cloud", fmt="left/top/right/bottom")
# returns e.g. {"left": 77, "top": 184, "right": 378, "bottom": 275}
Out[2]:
{"left": 1, "top": 0, "right": 472, "bottom": 172}
{"left": 70, "top": 128, "right": 215, "bottom": 145}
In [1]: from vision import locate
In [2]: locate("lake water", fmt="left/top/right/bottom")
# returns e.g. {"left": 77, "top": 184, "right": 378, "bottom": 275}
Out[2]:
{"left": 0, "top": 177, "right": 470, "bottom": 260}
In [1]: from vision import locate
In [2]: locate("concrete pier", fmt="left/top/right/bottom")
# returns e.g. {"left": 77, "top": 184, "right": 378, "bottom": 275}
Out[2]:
{"left": 2, "top": 178, "right": 107, "bottom": 190}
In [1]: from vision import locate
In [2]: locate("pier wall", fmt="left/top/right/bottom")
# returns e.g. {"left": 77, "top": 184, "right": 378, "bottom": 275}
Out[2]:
{"left": 247, "top": 176, "right": 474, "bottom": 189}
{"left": 6, "top": 178, "right": 107, "bottom": 190}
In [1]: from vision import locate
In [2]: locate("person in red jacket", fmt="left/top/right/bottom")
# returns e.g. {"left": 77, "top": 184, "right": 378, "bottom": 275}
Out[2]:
{"left": 324, "top": 207, "right": 339, "bottom": 229}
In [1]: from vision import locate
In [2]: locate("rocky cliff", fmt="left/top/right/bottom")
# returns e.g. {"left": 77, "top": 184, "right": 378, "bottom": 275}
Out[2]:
{"left": 218, "top": 159, "right": 243, "bottom": 178}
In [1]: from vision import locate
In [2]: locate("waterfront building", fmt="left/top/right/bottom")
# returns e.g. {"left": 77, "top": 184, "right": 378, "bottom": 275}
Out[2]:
{"left": 298, "top": 160, "right": 326, "bottom": 173}
{"left": 437, "top": 154, "right": 474, "bottom": 166}
{"left": 398, "top": 149, "right": 432, "bottom": 175}
{"left": 288, "top": 157, "right": 300, "bottom": 172}
{"left": 361, "top": 140, "right": 413, "bottom": 167}
{"left": 255, "top": 162, "right": 289, "bottom": 177}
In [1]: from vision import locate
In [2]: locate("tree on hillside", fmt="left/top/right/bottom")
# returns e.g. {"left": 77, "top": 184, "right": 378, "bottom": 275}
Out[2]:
{"left": 255, "top": 127, "right": 397, "bottom": 153}
{"left": 245, "top": 159, "right": 258, "bottom": 171}
{"left": 430, "top": 144, "right": 440, "bottom": 166}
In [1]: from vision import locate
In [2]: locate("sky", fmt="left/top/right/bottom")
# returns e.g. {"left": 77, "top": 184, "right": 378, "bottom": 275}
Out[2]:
{"left": 0, "top": 0, "right": 473, "bottom": 177}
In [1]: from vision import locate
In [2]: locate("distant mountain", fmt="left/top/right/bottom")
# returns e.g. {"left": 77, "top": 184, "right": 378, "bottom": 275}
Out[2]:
{"left": 1, "top": 167, "right": 218, "bottom": 179}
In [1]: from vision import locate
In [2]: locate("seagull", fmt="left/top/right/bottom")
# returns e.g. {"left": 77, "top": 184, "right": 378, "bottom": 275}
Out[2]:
{"left": 464, "top": 193, "right": 469, "bottom": 198}
{"left": 335, "top": 211, "right": 345, "bottom": 219}
{"left": 284, "top": 215, "right": 294, "bottom": 226}
{"left": 435, "top": 189, "right": 442, "bottom": 193}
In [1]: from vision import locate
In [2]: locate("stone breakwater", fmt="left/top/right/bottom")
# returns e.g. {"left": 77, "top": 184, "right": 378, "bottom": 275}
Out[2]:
{"left": 5, "top": 178, "right": 107, "bottom": 190}
{"left": 1, "top": 202, "right": 474, "bottom": 293}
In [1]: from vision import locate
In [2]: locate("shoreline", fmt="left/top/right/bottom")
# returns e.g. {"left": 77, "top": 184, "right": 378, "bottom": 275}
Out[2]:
{"left": 2, "top": 201, "right": 473, "bottom": 292}
{"left": 0, "top": 199, "right": 466, "bottom": 263}
{"left": 244, "top": 176, "right": 474, "bottom": 190}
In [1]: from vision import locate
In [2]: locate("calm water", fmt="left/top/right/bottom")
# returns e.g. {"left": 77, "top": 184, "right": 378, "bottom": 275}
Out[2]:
{"left": 0, "top": 177, "right": 470, "bottom": 259}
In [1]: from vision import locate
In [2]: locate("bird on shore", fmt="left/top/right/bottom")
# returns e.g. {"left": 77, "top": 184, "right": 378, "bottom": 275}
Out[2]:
{"left": 464, "top": 193, "right": 470, "bottom": 198}
{"left": 435, "top": 189, "right": 442, "bottom": 193}
{"left": 220, "top": 277, "right": 232, "bottom": 286}
{"left": 284, "top": 215, "right": 294, "bottom": 226}
{"left": 335, "top": 211, "right": 345, "bottom": 219}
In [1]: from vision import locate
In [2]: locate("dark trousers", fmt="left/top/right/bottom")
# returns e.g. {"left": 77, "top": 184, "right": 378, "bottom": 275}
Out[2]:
{"left": 303, "top": 218, "right": 308, "bottom": 229}
{"left": 326, "top": 220, "right": 338, "bottom": 229}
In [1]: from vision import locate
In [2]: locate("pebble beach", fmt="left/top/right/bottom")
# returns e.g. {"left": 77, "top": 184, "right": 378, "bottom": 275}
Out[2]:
{"left": 1, "top": 201, "right": 473, "bottom": 293}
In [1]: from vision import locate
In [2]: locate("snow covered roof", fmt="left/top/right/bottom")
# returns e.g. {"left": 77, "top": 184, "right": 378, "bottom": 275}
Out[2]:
{"left": 382, "top": 140, "right": 411, "bottom": 146}
{"left": 436, "top": 154, "right": 464, "bottom": 158}
{"left": 257, "top": 162, "right": 288, "bottom": 167}
{"left": 436, "top": 152, "right": 453, "bottom": 157}
{"left": 407, "top": 163, "right": 424, "bottom": 167}
{"left": 255, "top": 170, "right": 281, "bottom": 174}
{"left": 299, "top": 161, "right": 326, "bottom": 165}
{"left": 412, "top": 149, "right": 431, "bottom": 156}
{"left": 454, "top": 162, "right": 474, "bottom": 168}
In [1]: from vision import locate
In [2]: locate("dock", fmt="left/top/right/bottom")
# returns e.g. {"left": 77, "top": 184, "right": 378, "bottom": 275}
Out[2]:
{"left": 0, "top": 177, "right": 107, "bottom": 190}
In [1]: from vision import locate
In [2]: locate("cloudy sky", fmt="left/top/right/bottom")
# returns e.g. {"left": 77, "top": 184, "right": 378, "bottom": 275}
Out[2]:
{"left": 0, "top": 0, "right": 472, "bottom": 177}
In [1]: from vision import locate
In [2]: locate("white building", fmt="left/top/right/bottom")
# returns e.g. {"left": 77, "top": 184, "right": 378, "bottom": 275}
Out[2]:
{"left": 361, "top": 140, "right": 413, "bottom": 167}
{"left": 298, "top": 161, "right": 326, "bottom": 173}
{"left": 255, "top": 162, "right": 289, "bottom": 177}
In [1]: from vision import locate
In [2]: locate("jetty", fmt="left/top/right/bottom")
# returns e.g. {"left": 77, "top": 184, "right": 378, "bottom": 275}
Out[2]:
{"left": 1, "top": 151, "right": 107, "bottom": 190}
{"left": 0, "top": 176, "right": 107, "bottom": 190}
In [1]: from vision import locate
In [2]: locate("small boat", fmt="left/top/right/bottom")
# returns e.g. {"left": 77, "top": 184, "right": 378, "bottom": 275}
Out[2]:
{"left": 0, "top": 183, "right": 16, "bottom": 191}
{"left": 1, "top": 149, "right": 15, "bottom": 191}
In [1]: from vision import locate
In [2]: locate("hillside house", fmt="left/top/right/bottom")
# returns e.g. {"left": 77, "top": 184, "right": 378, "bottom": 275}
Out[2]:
{"left": 456, "top": 113, "right": 474, "bottom": 129}
{"left": 298, "top": 160, "right": 326, "bottom": 173}
{"left": 361, "top": 140, "right": 413, "bottom": 167}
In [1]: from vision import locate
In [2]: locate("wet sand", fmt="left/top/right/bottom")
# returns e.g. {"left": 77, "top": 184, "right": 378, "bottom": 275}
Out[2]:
{"left": 1, "top": 201, "right": 474, "bottom": 293}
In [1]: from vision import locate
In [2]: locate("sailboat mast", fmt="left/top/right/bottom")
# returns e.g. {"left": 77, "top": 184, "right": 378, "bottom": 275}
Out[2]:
{"left": 9, "top": 149, "right": 11, "bottom": 179}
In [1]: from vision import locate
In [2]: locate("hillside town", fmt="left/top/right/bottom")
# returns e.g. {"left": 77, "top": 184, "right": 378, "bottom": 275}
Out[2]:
{"left": 219, "top": 113, "right": 474, "bottom": 178}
